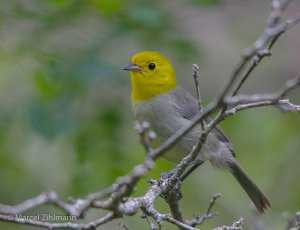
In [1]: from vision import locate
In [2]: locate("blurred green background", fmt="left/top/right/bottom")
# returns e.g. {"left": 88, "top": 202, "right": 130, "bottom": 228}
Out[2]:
{"left": 0, "top": 0, "right": 299, "bottom": 229}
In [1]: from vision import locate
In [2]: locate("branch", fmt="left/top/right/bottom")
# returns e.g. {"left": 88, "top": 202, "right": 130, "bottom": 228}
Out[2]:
{"left": 276, "top": 99, "right": 300, "bottom": 113}
{"left": 192, "top": 64, "right": 203, "bottom": 111}
{"left": 193, "top": 63, "right": 205, "bottom": 131}
{"left": 243, "top": 0, "right": 299, "bottom": 58}
{"left": 115, "top": 178, "right": 197, "bottom": 230}
{"left": 0, "top": 212, "right": 116, "bottom": 230}
{"left": 225, "top": 99, "right": 300, "bottom": 116}
{"left": 285, "top": 211, "right": 300, "bottom": 230}
{"left": 232, "top": 0, "right": 299, "bottom": 97}
{"left": 225, "top": 76, "right": 300, "bottom": 106}
{"left": 163, "top": 181, "right": 185, "bottom": 227}
{"left": 0, "top": 191, "right": 108, "bottom": 218}
{"left": 214, "top": 217, "right": 244, "bottom": 230}
{"left": 0, "top": 192, "right": 58, "bottom": 215}
{"left": 186, "top": 193, "right": 221, "bottom": 227}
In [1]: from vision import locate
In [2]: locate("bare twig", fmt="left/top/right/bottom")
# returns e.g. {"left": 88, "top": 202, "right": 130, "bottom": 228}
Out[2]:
{"left": 231, "top": 49, "right": 271, "bottom": 97}
{"left": 0, "top": 212, "right": 116, "bottom": 230}
{"left": 186, "top": 193, "right": 221, "bottom": 227}
{"left": 231, "top": 0, "right": 300, "bottom": 97}
{"left": 206, "top": 193, "right": 221, "bottom": 216}
{"left": 160, "top": 214, "right": 198, "bottom": 230}
{"left": 214, "top": 217, "right": 244, "bottom": 230}
{"left": 119, "top": 221, "right": 131, "bottom": 230}
{"left": 225, "top": 99, "right": 300, "bottom": 116}
{"left": 163, "top": 179, "right": 185, "bottom": 229}
{"left": 0, "top": 190, "right": 106, "bottom": 218}
{"left": 193, "top": 64, "right": 202, "bottom": 111}
{"left": 168, "top": 200, "right": 185, "bottom": 228}
{"left": 276, "top": 99, "right": 300, "bottom": 113}
{"left": 243, "top": 0, "right": 299, "bottom": 58}
{"left": 0, "top": 192, "right": 57, "bottom": 215}
{"left": 134, "top": 121, "right": 156, "bottom": 152}
{"left": 225, "top": 76, "right": 300, "bottom": 106}
{"left": 193, "top": 63, "right": 205, "bottom": 131}
{"left": 141, "top": 211, "right": 158, "bottom": 230}
{"left": 285, "top": 211, "right": 300, "bottom": 230}
{"left": 296, "top": 212, "right": 300, "bottom": 229}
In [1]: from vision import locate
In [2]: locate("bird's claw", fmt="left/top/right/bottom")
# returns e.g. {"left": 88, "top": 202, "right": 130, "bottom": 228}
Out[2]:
{"left": 161, "top": 168, "right": 178, "bottom": 179}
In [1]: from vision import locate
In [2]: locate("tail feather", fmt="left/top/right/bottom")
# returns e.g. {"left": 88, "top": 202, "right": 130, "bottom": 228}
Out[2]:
{"left": 228, "top": 162, "right": 271, "bottom": 214}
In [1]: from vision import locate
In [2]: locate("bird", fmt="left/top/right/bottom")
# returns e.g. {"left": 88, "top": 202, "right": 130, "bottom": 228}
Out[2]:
{"left": 123, "top": 51, "right": 271, "bottom": 214}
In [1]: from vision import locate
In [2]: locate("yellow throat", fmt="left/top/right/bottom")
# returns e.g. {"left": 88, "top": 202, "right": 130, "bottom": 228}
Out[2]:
{"left": 124, "top": 51, "right": 178, "bottom": 102}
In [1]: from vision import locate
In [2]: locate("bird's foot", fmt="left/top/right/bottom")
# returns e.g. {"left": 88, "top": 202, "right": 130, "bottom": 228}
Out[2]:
{"left": 160, "top": 169, "right": 183, "bottom": 201}
{"left": 161, "top": 168, "right": 178, "bottom": 179}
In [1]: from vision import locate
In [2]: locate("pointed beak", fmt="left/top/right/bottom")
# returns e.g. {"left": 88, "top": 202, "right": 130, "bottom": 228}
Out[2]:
{"left": 123, "top": 63, "right": 144, "bottom": 72}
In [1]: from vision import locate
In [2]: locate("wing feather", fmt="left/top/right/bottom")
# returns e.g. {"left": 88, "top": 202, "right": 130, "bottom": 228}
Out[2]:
{"left": 170, "top": 87, "right": 235, "bottom": 157}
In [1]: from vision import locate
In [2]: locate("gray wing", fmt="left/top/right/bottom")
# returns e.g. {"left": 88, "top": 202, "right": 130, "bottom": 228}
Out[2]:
{"left": 171, "top": 87, "right": 235, "bottom": 157}
{"left": 171, "top": 87, "right": 200, "bottom": 120}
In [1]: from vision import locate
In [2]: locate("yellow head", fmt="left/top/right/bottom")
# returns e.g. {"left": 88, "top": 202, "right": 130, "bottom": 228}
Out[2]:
{"left": 124, "top": 51, "right": 178, "bottom": 102}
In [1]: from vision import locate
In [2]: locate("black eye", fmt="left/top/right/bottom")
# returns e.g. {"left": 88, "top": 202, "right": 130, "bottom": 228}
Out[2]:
{"left": 148, "top": 63, "right": 156, "bottom": 70}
